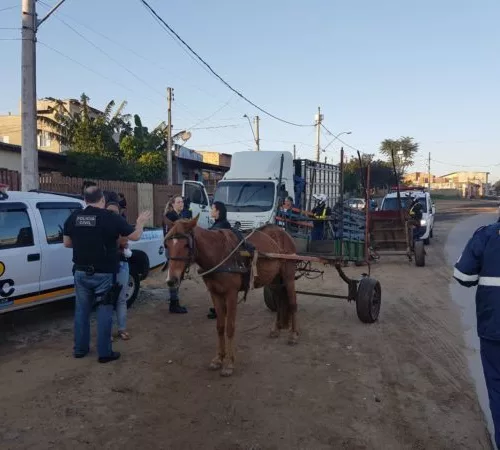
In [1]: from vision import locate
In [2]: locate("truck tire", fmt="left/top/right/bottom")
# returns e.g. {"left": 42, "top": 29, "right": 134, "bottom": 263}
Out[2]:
{"left": 125, "top": 269, "right": 141, "bottom": 308}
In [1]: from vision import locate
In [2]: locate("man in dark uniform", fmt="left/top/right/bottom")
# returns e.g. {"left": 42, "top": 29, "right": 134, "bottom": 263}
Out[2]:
{"left": 63, "top": 186, "right": 150, "bottom": 363}
{"left": 311, "top": 194, "right": 331, "bottom": 240}
{"left": 454, "top": 220, "right": 500, "bottom": 448}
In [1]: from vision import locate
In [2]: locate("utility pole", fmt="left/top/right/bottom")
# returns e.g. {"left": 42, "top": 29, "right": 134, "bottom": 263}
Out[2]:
{"left": 293, "top": 144, "right": 296, "bottom": 159}
{"left": 21, "top": 0, "right": 38, "bottom": 191}
{"left": 166, "top": 87, "right": 173, "bottom": 184}
{"left": 253, "top": 115, "right": 260, "bottom": 151}
{"left": 427, "top": 152, "right": 431, "bottom": 192}
{"left": 315, "top": 106, "right": 323, "bottom": 162}
{"left": 20, "top": 0, "right": 66, "bottom": 191}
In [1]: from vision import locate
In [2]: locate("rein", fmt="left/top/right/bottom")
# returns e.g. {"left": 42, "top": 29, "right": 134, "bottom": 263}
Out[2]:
{"left": 165, "top": 228, "right": 259, "bottom": 281}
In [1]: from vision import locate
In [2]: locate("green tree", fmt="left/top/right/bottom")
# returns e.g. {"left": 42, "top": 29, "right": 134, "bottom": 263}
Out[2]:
{"left": 379, "top": 136, "right": 419, "bottom": 177}
{"left": 343, "top": 154, "right": 398, "bottom": 194}
{"left": 119, "top": 114, "right": 164, "bottom": 161}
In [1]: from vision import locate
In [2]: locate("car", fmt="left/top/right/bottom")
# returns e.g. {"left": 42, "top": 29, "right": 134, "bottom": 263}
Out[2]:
{"left": 0, "top": 187, "right": 165, "bottom": 315}
{"left": 345, "top": 198, "right": 366, "bottom": 210}
{"left": 379, "top": 189, "right": 435, "bottom": 245}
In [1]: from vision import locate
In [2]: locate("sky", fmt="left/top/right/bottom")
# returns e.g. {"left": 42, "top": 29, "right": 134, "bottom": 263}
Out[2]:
{"left": 1, "top": 0, "right": 499, "bottom": 180}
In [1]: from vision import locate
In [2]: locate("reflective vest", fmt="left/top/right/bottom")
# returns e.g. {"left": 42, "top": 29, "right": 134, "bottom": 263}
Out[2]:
{"left": 454, "top": 223, "right": 500, "bottom": 340}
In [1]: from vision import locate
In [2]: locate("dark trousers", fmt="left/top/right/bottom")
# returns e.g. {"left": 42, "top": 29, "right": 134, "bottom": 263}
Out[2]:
{"left": 480, "top": 337, "right": 500, "bottom": 448}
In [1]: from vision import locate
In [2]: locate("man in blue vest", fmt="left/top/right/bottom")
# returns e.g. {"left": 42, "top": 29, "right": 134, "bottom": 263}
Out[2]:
{"left": 454, "top": 218, "right": 500, "bottom": 448}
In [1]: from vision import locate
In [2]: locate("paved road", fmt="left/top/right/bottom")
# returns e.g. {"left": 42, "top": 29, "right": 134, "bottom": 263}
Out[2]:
{"left": 446, "top": 212, "right": 497, "bottom": 449}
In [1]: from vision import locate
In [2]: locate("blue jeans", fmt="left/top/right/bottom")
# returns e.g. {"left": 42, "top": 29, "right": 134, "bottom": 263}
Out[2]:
{"left": 115, "top": 261, "right": 129, "bottom": 331}
{"left": 74, "top": 271, "right": 114, "bottom": 359}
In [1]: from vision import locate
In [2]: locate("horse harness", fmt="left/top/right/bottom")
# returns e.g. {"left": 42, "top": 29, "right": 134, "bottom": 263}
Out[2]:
{"left": 164, "top": 229, "right": 257, "bottom": 292}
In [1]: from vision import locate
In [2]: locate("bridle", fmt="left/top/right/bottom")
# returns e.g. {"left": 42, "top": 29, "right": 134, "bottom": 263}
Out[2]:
{"left": 164, "top": 231, "right": 196, "bottom": 279}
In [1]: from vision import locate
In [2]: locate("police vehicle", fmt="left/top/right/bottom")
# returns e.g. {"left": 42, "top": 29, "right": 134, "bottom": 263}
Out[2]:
{"left": 380, "top": 187, "right": 436, "bottom": 244}
{"left": 0, "top": 185, "right": 165, "bottom": 314}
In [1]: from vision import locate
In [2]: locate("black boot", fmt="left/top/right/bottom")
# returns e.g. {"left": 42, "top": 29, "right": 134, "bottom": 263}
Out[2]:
{"left": 207, "top": 307, "right": 217, "bottom": 319}
{"left": 169, "top": 299, "right": 188, "bottom": 314}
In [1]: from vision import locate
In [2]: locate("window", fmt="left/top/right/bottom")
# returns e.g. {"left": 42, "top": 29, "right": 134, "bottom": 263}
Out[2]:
{"left": 381, "top": 196, "right": 428, "bottom": 213}
{"left": 184, "top": 183, "right": 208, "bottom": 206}
{"left": 37, "top": 131, "right": 51, "bottom": 148}
{"left": 0, "top": 209, "right": 34, "bottom": 249}
{"left": 214, "top": 181, "right": 275, "bottom": 212}
{"left": 38, "top": 203, "right": 82, "bottom": 244}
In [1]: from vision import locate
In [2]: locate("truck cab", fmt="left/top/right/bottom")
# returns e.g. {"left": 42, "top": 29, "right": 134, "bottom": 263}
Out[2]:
{"left": 212, "top": 151, "right": 295, "bottom": 230}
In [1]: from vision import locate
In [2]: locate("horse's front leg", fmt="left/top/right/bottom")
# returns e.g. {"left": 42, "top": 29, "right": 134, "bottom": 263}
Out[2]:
{"left": 286, "top": 279, "right": 299, "bottom": 345}
{"left": 208, "top": 292, "right": 225, "bottom": 370}
{"left": 220, "top": 289, "right": 238, "bottom": 377}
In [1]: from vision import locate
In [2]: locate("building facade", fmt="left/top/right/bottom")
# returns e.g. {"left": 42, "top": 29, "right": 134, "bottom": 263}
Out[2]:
{"left": 404, "top": 171, "right": 490, "bottom": 197}
{"left": 0, "top": 98, "right": 104, "bottom": 154}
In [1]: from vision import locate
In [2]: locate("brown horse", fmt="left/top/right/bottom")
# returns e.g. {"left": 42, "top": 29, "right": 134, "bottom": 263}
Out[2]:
{"left": 164, "top": 215, "right": 298, "bottom": 377}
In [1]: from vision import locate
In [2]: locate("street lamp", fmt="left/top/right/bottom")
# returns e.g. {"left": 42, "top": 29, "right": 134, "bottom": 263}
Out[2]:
{"left": 322, "top": 131, "right": 352, "bottom": 153}
{"left": 243, "top": 114, "right": 260, "bottom": 151}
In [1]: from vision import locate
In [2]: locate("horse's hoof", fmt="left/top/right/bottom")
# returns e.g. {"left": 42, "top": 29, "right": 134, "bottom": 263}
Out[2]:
{"left": 220, "top": 366, "right": 234, "bottom": 377}
{"left": 208, "top": 359, "right": 222, "bottom": 371}
{"left": 269, "top": 330, "right": 280, "bottom": 339}
{"left": 288, "top": 333, "right": 299, "bottom": 345}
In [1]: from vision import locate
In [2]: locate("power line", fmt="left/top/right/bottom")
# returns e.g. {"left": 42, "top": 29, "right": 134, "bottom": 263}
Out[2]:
{"left": 0, "top": 5, "right": 17, "bottom": 13}
{"left": 138, "top": 0, "right": 313, "bottom": 128}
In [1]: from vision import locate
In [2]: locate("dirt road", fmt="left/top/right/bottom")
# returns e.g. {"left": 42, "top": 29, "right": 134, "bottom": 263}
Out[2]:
{"left": 0, "top": 200, "right": 496, "bottom": 450}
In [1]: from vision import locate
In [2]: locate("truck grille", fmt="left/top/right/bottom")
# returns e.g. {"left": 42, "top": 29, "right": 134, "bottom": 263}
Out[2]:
{"left": 229, "top": 220, "right": 255, "bottom": 230}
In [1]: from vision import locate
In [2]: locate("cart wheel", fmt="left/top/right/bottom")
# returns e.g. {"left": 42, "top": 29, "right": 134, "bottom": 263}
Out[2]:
{"left": 264, "top": 286, "right": 278, "bottom": 312}
{"left": 415, "top": 240, "right": 425, "bottom": 267}
{"left": 356, "top": 277, "right": 381, "bottom": 323}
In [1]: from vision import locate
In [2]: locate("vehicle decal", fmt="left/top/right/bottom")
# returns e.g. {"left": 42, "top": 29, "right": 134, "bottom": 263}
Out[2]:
{"left": 13, "top": 287, "right": 75, "bottom": 306}
{"left": 2, "top": 284, "right": 75, "bottom": 307}
{"left": 0, "top": 261, "right": 15, "bottom": 303}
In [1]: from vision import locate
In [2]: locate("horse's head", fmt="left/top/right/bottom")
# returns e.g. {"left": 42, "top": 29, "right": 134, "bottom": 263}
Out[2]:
{"left": 164, "top": 214, "right": 199, "bottom": 288}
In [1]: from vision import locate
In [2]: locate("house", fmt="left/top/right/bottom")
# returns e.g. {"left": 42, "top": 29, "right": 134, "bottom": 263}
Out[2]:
{"left": 0, "top": 97, "right": 104, "bottom": 154}
{"left": 404, "top": 171, "right": 490, "bottom": 198}
{"left": 195, "top": 151, "right": 232, "bottom": 168}
{"left": 173, "top": 145, "right": 230, "bottom": 192}
{"left": 0, "top": 141, "right": 67, "bottom": 173}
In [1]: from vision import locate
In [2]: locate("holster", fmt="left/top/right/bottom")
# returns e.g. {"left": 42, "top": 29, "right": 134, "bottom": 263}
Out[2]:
{"left": 95, "top": 283, "right": 122, "bottom": 308}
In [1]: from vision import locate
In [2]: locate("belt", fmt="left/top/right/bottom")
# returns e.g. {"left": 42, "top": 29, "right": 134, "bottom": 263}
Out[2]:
{"left": 74, "top": 264, "right": 112, "bottom": 275}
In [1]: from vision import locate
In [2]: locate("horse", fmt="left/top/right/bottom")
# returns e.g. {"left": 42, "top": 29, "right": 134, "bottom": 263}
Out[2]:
{"left": 163, "top": 215, "right": 298, "bottom": 377}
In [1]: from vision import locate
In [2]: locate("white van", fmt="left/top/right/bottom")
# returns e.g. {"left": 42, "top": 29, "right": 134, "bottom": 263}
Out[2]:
{"left": 380, "top": 189, "right": 435, "bottom": 244}
{"left": 0, "top": 188, "right": 165, "bottom": 314}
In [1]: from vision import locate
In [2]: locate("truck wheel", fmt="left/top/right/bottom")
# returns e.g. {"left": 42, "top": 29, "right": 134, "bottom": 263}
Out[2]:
{"left": 415, "top": 240, "right": 425, "bottom": 267}
{"left": 264, "top": 286, "right": 278, "bottom": 312}
{"left": 125, "top": 270, "right": 141, "bottom": 308}
{"left": 356, "top": 277, "right": 381, "bottom": 323}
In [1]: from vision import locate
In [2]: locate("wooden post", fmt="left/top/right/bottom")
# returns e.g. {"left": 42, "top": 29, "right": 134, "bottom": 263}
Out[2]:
{"left": 365, "top": 162, "right": 371, "bottom": 264}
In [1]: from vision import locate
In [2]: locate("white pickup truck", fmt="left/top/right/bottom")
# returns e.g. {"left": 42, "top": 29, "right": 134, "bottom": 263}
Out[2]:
{"left": 0, "top": 189, "right": 165, "bottom": 314}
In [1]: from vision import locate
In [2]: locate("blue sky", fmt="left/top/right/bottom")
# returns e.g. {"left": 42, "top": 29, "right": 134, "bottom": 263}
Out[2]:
{"left": 1, "top": 0, "right": 499, "bottom": 180}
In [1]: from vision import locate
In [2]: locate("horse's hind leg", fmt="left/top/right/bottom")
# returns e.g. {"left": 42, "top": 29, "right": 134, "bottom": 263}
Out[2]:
{"left": 221, "top": 289, "right": 238, "bottom": 377}
{"left": 209, "top": 292, "right": 225, "bottom": 371}
{"left": 284, "top": 262, "right": 299, "bottom": 345}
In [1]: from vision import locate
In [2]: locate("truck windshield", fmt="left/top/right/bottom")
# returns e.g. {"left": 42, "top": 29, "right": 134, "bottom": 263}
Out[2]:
{"left": 214, "top": 181, "right": 275, "bottom": 212}
{"left": 381, "top": 196, "right": 427, "bottom": 212}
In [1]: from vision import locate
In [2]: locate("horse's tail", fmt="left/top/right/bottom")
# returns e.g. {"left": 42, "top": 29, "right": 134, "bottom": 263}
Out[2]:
{"left": 276, "top": 282, "right": 291, "bottom": 329}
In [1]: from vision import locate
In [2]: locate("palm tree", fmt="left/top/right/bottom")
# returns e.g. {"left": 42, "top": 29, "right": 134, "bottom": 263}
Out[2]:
{"left": 37, "top": 93, "right": 130, "bottom": 152}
